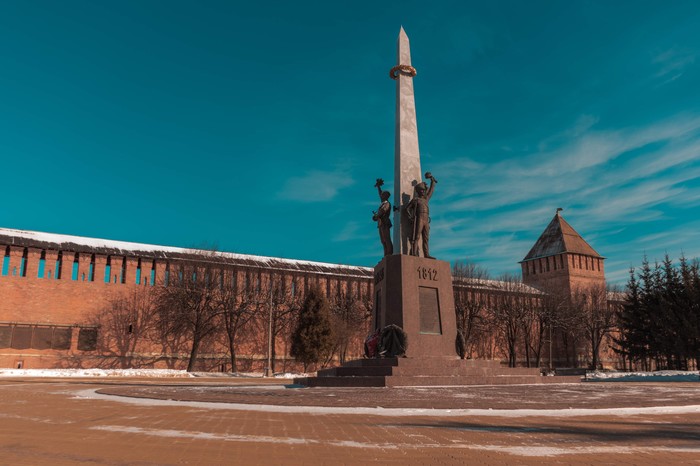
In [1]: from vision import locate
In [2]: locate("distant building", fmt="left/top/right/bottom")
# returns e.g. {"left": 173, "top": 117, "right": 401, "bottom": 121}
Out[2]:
{"left": 521, "top": 209, "right": 605, "bottom": 293}
{"left": 0, "top": 211, "right": 622, "bottom": 371}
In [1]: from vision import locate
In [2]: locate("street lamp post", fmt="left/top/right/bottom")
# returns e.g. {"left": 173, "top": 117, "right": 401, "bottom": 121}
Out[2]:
{"left": 265, "top": 273, "right": 273, "bottom": 377}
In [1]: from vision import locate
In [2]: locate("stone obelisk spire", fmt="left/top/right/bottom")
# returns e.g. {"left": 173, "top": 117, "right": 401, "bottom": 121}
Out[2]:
{"left": 392, "top": 27, "right": 422, "bottom": 255}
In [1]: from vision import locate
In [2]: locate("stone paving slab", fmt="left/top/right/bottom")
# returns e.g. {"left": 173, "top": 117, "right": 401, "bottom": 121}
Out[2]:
{"left": 1, "top": 378, "right": 699, "bottom": 465}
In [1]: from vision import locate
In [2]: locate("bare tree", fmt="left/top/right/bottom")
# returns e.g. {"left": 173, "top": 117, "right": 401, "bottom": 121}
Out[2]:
{"left": 574, "top": 283, "right": 618, "bottom": 369}
{"left": 92, "top": 287, "right": 157, "bottom": 368}
{"left": 490, "top": 274, "right": 529, "bottom": 367}
{"left": 216, "top": 268, "right": 259, "bottom": 373}
{"left": 250, "top": 272, "right": 305, "bottom": 374}
{"left": 532, "top": 280, "right": 571, "bottom": 370}
{"left": 328, "top": 283, "right": 371, "bottom": 364}
{"left": 452, "top": 260, "right": 490, "bottom": 359}
{"left": 518, "top": 296, "right": 540, "bottom": 367}
{"left": 154, "top": 261, "right": 222, "bottom": 372}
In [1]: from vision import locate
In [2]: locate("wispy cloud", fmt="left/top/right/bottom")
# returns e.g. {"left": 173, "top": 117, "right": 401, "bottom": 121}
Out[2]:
{"left": 278, "top": 168, "right": 355, "bottom": 202}
{"left": 429, "top": 113, "right": 700, "bottom": 283}
{"left": 652, "top": 47, "right": 698, "bottom": 82}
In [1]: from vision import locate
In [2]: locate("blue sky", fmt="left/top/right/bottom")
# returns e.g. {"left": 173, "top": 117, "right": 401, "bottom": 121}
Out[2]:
{"left": 1, "top": 1, "right": 699, "bottom": 284}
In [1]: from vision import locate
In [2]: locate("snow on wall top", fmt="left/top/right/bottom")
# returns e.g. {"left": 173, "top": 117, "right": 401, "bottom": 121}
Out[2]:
{"left": 0, "top": 227, "right": 373, "bottom": 278}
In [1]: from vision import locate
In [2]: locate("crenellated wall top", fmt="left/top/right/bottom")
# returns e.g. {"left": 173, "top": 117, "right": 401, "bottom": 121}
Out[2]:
{"left": 0, "top": 227, "right": 373, "bottom": 279}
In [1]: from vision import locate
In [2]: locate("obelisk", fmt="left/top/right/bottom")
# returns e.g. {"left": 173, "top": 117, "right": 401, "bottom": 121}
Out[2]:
{"left": 392, "top": 27, "right": 422, "bottom": 255}
{"left": 373, "top": 28, "right": 458, "bottom": 359}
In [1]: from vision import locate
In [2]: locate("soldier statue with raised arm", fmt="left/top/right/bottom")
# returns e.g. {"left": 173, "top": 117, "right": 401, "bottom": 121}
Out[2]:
{"left": 406, "top": 172, "right": 437, "bottom": 259}
{"left": 372, "top": 178, "right": 393, "bottom": 257}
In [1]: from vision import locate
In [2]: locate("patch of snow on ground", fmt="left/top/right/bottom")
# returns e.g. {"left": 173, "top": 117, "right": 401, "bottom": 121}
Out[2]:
{"left": 0, "top": 368, "right": 308, "bottom": 379}
{"left": 586, "top": 370, "right": 699, "bottom": 382}
{"left": 75, "top": 388, "right": 700, "bottom": 417}
{"left": 0, "top": 368, "right": 194, "bottom": 378}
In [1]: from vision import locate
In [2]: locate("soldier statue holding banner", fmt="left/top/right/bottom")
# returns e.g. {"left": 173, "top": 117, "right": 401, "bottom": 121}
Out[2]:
{"left": 372, "top": 178, "right": 393, "bottom": 257}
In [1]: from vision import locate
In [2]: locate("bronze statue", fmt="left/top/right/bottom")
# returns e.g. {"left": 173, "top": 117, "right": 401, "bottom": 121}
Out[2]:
{"left": 406, "top": 172, "right": 437, "bottom": 258}
{"left": 373, "top": 178, "right": 393, "bottom": 257}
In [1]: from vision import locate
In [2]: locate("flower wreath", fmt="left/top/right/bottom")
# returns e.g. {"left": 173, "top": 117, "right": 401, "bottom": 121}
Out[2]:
{"left": 389, "top": 64, "right": 417, "bottom": 80}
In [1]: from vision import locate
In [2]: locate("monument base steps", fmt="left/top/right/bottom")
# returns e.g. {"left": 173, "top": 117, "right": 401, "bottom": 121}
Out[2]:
{"left": 294, "top": 357, "right": 582, "bottom": 387}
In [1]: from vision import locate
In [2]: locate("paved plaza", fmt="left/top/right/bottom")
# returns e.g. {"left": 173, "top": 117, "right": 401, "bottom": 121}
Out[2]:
{"left": 1, "top": 377, "right": 700, "bottom": 465}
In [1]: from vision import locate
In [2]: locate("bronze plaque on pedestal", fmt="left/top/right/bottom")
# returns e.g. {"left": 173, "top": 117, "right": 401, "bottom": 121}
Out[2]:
{"left": 418, "top": 286, "right": 441, "bottom": 334}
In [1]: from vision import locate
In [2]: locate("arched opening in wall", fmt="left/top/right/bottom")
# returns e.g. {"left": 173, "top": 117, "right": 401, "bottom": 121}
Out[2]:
{"left": 560, "top": 254, "right": 565, "bottom": 269}
{"left": 89, "top": 254, "right": 95, "bottom": 281}
{"left": 546, "top": 257, "right": 550, "bottom": 272}
{"left": 105, "top": 256, "right": 112, "bottom": 283}
{"left": 135, "top": 258, "right": 142, "bottom": 285}
{"left": 20, "top": 248, "right": 28, "bottom": 277}
{"left": 279, "top": 273, "right": 288, "bottom": 298}
{"left": 56, "top": 251, "right": 63, "bottom": 280}
{"left": 120, "top": 257, "right": 126, "bottom": 284}
{"left": 71, "top": 253, "right": 79, "bottom": 280}
{"left": 164, "top": 262, "right": 170, "bottom": 286}
{"left": 37, "top": 250, "right": 46, "bottom": 278}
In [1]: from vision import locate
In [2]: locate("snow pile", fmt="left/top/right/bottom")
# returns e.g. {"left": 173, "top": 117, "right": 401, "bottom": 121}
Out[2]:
{"left": 0, "top": 368, "right": 307, "bottom": 378}
{"left": 0, "top": 368, "right": 194, "bottom": 378}
{"left": 586, "top": 370, "right": 699, "bottom": 382}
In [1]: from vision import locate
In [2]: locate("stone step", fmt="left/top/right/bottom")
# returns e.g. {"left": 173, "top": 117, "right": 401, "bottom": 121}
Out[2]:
{"left": 320, "top": 365, "right": 543, "bottom": 378}
{"left": 293, "top": 376, "right": 387, "bottom": 387}
{"left": 386, "top": 375, "right": 580, "bottom": 387}
{"left": 343, "top": 357, "right": 502, "bottom": 370}
{"left": 317, "top": 366, "right": 394, "bottom": 377}
{"left": 294, "top": 374, "right": 582, "bottom": 388}
{"left": 391, "top": 366, "right": 541, "bottom": 377}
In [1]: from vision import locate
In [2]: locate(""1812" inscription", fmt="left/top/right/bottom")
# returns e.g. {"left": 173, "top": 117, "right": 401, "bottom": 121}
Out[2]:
{"left": 417, "top": 266, "right": 438, "bottom": 281}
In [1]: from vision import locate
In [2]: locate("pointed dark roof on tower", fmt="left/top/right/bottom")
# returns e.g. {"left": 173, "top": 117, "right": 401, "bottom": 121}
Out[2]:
{"left": 521, "top": 210, "right": 603, "bottom": 261}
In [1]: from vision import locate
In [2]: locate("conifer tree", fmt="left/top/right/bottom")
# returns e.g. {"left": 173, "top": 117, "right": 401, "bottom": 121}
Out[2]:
{"left": 290, "top": 286, "right": 334, "bottom": 371}
{"left": 618, "top": 255, "right": 700, "bottom": 370}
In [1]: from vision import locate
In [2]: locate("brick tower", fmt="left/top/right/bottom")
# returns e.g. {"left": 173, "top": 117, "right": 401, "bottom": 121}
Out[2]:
{"left": 520, "top": 209, "right": 605, "bottom": 295}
